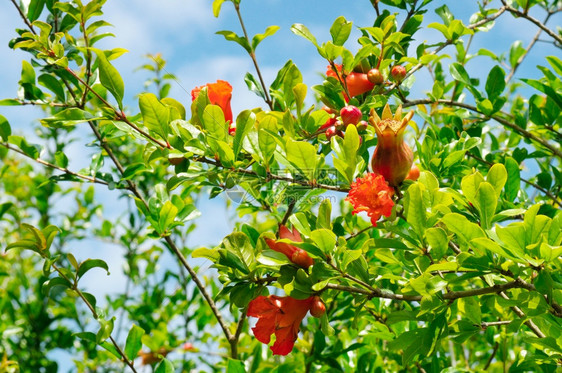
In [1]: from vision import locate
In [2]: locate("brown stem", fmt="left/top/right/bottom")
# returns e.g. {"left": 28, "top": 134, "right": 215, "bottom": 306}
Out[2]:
{"left": 66, "top": 68, "right": 169, "bottom": 148}
{"left": 194, "top": 156, "right": 350, "bottom": 192}
{"left": 233, "top": 3, "right": 273, "bottom": 110}
{"left": 403, "top": 98, "right": 562, "bottom": 159}
{"left": 324, "top": 279, "right": 537, "bottom": 302}
{"left": 84, "top": 121, "right": 236, "bottom": 353}
{"left": 1, "top": 142, "right": 109, "bottom": 185}
{"left": 9, "top": 0, "right": 36, "bottom": 34}
{"left": 502, "top": 2, "right": 562, "bottom": 46}
{"left": 51, "top": 264, "right": 138, "bottom": 372}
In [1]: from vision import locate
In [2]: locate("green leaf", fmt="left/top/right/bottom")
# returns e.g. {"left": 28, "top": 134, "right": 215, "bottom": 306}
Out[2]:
{"left": 310, "top": 229, "right": 336, "bottom": 254}
{"left": 212, "top": 0, "right": 226, "bottom": 17}
{"left": 233, "top": 110, "right": 255, "bottom": 159}
{"left": 330, "top": 16, "right": 352, "bottom": 46}
{"left": 441, "top": 213, "right": 485, "bottom": 248}
{"left": 471, "top": 237, "right": 522, "bottom": 262}
{"left": 485, "top": 65, "right": 506, "bottom": 100}
{"left": 404, "top": 183, "right": 427, "bottom": 240}
{"left": 154, "top": 358, "right": 174, "bottom": 373}
{"left": 27, "top": 0, "right": 46, "bottom": 21}
{"left": 124, "top": 324, "right": 145, "bottom": 361}
{"left": 216, "top": 30, "right": 252, "bottom": 53}
{"left": 76, "top": 259, "right": 109, "bottom": 280}
{"left": 0, "top": 115, "right": 11, "bottom": 141}
{"left": 38, "top": 74, "right": 65, "bottom": 101}
{"left": 450, "top": 63, "right": 471, "bottom": 85}
{"left": 258, "top": 115, "right": 277, "bottom": 166}
{"left": 252, "top": 25, "right": 280, "bottom": 51}
{"left": 486, "top": 163, "right": 507, "bottom": 197}
{"left": 42, "top": 277, "right": 72, "bottom": 296}
{"left": 139, "top": 93, "right": 171, "bottom": 140}
{"left": 317, "top": 199, "right": 332, "bottom": 230}
{"left": 226, "top": 358, "right": 246, "bottom": 373}
{"left": 202, "top": 104, "right": 228, "bottom": 143}
{"left": 474, "top": 182, "right": 496, "bottom": 230}
{"left": 92, "top": 48, "right": 124, "bottom": 108}
{"left": 425, "top": 227, "right": 449, "bottom": 259}
{"left": 286, "top": 140, "right": 318, "bottom": 180}
{"left": 458, "top": 297, "right": 481, "bottom": 324}
{"left": 504, "top": 157, "right": 520, "bottom": 202}
{"left": 546, "top": 55, "right": 562, "bottom": 76}
{"left": 290, "top": 23, "right": 319, "bottom": 48}
{"left": 8, "top": 135, "right": 40, "bottom": 159}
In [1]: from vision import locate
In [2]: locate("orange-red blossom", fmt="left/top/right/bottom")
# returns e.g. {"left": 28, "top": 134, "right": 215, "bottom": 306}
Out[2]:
{"left": 247, "top": 295, "right": 323, "bottom": 355}
{"left": 265, "top": 225, "right": 313, "bottom": 268}
{"left": 326, "top": 64, "right": 375, "bottom": 99}
{"left": 191, "top": 80, "right": 235, "bottom": 134}
{"left": 346, "top": 173, "right": 394, "bottom": 227}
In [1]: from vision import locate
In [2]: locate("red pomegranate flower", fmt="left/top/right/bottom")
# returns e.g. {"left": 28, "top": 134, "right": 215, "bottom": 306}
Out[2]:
{"left": 346, "top": 173, "right": 394, "bottom": 226}
{"left": 326, "top": 64, "right": 375, "bottom": 99}
{"left": 265, "top": 226, "right": 314, "bottom": 268}
{"left": 247, "top": 295, "right": 314, "bottom": 355}
{"left": 191, "top": 80, "right": 234, "bottom": 134}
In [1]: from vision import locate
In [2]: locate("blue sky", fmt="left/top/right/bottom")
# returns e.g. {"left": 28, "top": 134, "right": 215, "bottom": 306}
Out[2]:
{"left": 1, "top": 0, "right": 560, "bottom": 370}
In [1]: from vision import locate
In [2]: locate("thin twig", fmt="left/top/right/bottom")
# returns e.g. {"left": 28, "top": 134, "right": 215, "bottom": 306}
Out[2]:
{"left": 233, "top": 3, "right": 273, "bottom": 110}
{"left": 65, "top": 68, "right": 169, "bottom": 148}
{"left": 9, "top": 0, "right": 36, "bottom": 34}
{"left": 1, "top": 142, "right": 109, "bottom": 185}
{"left": 403, "top": 98, "right": 562, "bottom": 159}
{"left": 502, "top": 3, "right": 562, "bottom": 46}
{"left": 195, "top": 156, "right": 350, "bottom": 192}
{"left": 505, "top": 22, "right": 545, "bottom": 83}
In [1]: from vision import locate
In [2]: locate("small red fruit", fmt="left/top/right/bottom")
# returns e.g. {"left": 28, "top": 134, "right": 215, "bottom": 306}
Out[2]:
{"left": 367, "top": 68, "right": 384, "bottom": 85}
{"left": 322, "top": 106, "right": 336, "bottom": 115}
{"left": 325, "top": 126, "right": 337, "bottom": 139}
{"left": 340, "top": 105, "right": 362, "bottom": 125}
{"left": 310, "top": 296, "right": 326, "bottom": 318}
{"left": 182, "top": 342, "right": 195, "bottom": 351}
{"left": 320, "top": 117, "right": 337, "bottom": 130}
{"left": 390, "top": 65, "right": 407, "bottom": 82}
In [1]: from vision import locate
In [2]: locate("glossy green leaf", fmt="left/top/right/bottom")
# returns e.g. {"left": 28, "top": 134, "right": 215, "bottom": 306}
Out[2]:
{"left": 0, "top": 115, "right": 11, "bottom": 141}
{"left": 139, "top": 93, "right": 171, "bottom": 139}
{"left": 330, "top": 16, "right": 352, "bottom": 46}
{"left": 154, "top": 358, "right": 174, "bottom": 373}
{"left": 474, "top": 182, "right": 496, "bottom": 229}
{"left": 252, "top": 25, "right": 280, "bottom": 50}
{"left": 76, "top": 259, "right": 110, "bottom": 280}
{"left": 92, "top": 49, "right": 124, "bottom": 108}
{"left": 485, "top": 65, "right": 506, "bottom": 100}
{"left": 124, "top": 324, "right": 145, "bottom": 361}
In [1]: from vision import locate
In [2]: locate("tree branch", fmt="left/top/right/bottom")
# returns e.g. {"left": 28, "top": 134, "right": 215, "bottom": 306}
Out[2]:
{"left": 9, "top": 0, "right": 36, "bottom": 34}
{"left": 403, "top": 99, "right": 562, "bottom": 159}
{"left": 502, "top": 3, "right": 562, "bottom": 46}
{"left": 1, "top": 142, "right": 109, "bottom": 186}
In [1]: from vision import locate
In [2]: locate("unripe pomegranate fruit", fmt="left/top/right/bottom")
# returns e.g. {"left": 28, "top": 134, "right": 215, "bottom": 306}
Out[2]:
{"left": 390, "top": 65, "right": 407, "bottom": 82}
{"left": 356, "top": 120, "right": 368, "bottom": 132}
{"left": 367, "top": 68, "right": 384, "bottom": 85}
{"left": 325, "top": 126, "right": 337, "bottom": 139}
{"left": 340, "top": 105, "right": 362, "bottom": 125}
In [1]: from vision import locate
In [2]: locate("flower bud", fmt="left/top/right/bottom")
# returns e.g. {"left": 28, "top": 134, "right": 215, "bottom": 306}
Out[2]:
{"left": 340, "top": 105, "right": 362, "bottom": 125}
{"left": 310, "top": 296, "right": 326, "bottom": 318}
{"left": 356, "top": 120, "right": 368, "bottom": 132}
{"left": 320, "top": 117, "right": 337, "bottom": 130}
{"left": 291, "top": 249, "right": 314, "bottom": 269}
